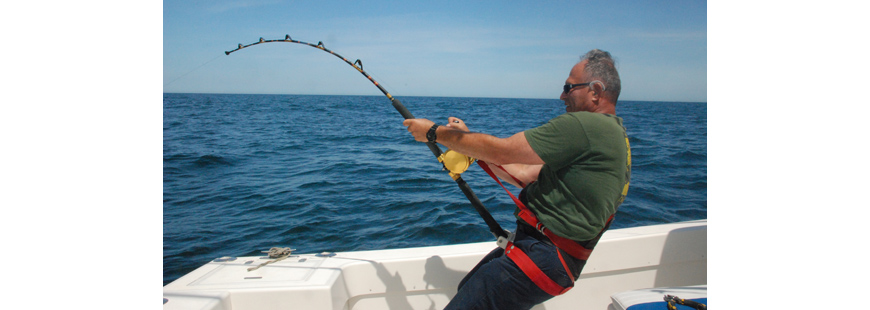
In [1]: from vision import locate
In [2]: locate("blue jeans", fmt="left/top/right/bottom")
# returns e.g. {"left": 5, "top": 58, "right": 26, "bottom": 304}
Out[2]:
{"left": 444, "top": 226, "right": 576, "bottom": 310}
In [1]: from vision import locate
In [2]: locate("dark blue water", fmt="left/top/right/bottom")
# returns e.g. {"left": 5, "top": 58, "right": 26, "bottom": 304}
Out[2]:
{"left": 163, "top": 93, "right": 706, "bottom": 286}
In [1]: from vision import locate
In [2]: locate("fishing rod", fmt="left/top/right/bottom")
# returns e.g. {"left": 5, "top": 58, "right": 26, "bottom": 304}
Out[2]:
{"left": 225, "top": 35, "right": 508, "bottom": 240}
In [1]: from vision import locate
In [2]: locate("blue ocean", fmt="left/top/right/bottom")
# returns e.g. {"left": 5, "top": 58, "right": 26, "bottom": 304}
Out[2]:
{"left": 163, "top": 93, "right": 707, "bottom": 286}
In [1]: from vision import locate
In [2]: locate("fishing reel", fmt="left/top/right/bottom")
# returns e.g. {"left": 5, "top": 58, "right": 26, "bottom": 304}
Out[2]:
{"left": 438, "top": 149, "right": 476, "bottom": 180}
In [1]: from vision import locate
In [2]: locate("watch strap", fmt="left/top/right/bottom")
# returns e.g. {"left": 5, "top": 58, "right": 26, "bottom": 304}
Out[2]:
{"left": 426, "top": 124, "right": 439, "bottom": 143}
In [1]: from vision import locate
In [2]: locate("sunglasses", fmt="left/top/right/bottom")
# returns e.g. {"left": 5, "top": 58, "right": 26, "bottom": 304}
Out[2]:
{"left": 563, "top": 82, "right": 591, "bottom": 94}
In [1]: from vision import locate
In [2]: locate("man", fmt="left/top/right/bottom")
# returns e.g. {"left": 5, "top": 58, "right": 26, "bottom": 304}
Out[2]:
{"left": 403, "top": 49, "right": 630, "bottom": 309}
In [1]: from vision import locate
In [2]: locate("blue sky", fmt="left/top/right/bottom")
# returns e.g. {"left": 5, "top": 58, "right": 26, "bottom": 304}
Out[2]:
{"left": 164, "top": 0, "right": 707, "bottom": 102}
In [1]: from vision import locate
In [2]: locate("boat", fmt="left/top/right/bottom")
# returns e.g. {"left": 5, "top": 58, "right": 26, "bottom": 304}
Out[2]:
{"left": 162, "top": 219, "right": 706, "bottom": 309}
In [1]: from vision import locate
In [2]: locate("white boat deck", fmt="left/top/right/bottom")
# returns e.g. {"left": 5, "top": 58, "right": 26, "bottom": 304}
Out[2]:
{"left": 163, "top": 219, "right": 706, "bottom": 309}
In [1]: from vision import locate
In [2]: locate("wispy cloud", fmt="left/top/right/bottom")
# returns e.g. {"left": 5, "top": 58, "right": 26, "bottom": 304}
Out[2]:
{"left": 626, "top": 30, "right": 706, "bottom": 41}
{"left": 206, "top": 0, "right": 281, "bottom": 13}
{"left": 299, "top": 13, "right": 581, "bottom": 57}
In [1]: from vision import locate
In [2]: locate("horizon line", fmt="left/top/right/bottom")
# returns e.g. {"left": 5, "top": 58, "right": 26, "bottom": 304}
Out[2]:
{"left": 162, "top": 92, "right": 708, "bottom": 104}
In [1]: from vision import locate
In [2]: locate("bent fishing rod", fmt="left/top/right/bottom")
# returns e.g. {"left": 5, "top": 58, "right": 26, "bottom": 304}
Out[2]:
{"left": 225, "top": 35, "right": 508, "bottom": 240}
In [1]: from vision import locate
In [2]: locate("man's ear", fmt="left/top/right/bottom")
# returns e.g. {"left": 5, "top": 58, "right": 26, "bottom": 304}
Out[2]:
{"left": 590, "top": 80, "right": 606, "bottom": 102}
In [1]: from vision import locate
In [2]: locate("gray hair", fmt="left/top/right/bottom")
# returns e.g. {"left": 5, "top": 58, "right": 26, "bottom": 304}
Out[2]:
{"left": 580, "top": 49, "right": 621, "bottom": 103}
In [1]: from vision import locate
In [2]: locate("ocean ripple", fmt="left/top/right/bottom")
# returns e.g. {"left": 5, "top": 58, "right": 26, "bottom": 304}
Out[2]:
{"left": 163, "top": 94, "right": 706, "bottom": 285}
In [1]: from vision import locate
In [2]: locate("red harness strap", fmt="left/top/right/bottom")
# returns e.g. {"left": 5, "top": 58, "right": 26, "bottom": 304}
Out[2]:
{"left": 478, "top": 161, "right": 611, "bottom": 261}
{"left": 504, "top": 240, "right": 573, "bottom": 296}
{"left": 478, "top": 161, "right": 613, "bottom": 296}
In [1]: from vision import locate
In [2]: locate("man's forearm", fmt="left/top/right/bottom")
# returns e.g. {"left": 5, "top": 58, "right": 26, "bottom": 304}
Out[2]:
{"left": 435, "top": 127, "right": 504, "bottom": 164}
{"left": 402, "top": 118, "right": 544, "bottom": 166}
{"left": 436, "top": 126, "right": 544, "bottom": 166}
{"left": 479, "top": 161, "right": 542, "bottom": 188}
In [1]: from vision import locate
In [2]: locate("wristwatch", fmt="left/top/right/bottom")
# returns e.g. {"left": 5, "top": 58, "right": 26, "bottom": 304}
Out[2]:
{"left": 426, "top": 124, "right": 439, "bottom": 143}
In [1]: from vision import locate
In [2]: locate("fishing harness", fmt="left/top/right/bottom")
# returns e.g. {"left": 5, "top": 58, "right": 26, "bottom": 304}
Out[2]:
{"left": 223, "top": 36, "right": 613, "bottom": 296}
{"left": 478, "top": 161, "right": 614, "bottom": 296}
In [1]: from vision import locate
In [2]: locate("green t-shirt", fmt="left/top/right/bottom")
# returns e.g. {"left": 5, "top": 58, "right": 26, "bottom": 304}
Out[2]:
{"left": 522, "top": 111, "right": 631, "bottom": 241}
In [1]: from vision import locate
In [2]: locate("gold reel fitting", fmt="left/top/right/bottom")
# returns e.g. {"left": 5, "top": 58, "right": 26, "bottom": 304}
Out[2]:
{"left": 438, "top": 149, "right": 476, "bottom": 180}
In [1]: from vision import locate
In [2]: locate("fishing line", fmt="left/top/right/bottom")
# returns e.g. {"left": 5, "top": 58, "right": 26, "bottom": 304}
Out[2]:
{"left": 225, "top": 35, "right": 508, "bottom": 240}
{"left": 163, "top": 54, "right": 223, "bottom": 88}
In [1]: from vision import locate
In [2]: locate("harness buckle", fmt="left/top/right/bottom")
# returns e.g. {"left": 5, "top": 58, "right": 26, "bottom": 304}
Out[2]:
{"left": 496, "top": 230, "right": 515, "bottom": 249}
{"left": 535, "top": 222, "right": 547, "bottom": 235}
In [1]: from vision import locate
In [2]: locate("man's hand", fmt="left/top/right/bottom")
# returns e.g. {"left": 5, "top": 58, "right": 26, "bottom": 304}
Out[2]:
{"left": 404, "top": 117, "right": 470, "bottom": 142}
{"left": 446, "top": 117, "right": 469, "bottom": 132}
{"left": 402, "top": 118, "right": 436, "bottom": 142}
